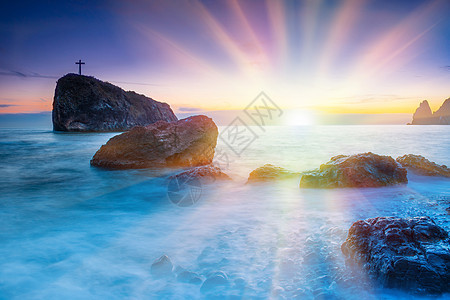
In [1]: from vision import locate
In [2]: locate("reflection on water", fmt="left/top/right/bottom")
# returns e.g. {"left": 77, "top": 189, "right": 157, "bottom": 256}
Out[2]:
{"left": 0, "top": 126, "right": 449, "bottom": 299}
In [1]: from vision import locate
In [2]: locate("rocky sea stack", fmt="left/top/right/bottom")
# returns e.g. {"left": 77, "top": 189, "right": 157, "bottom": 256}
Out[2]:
{"left": 52, "top": 74, "right": 177, "bottom": 132}
{"left": 91, "top": 115, "right": 218, "bottom": 169}
{"left": 300, "top": 152, "right": 407, "bottom": 188}
{"left": 409, "top": 98, "right": 450, "bottom": 125}
{"left": 342, "top": 216, "right": 450, "bottom": 294}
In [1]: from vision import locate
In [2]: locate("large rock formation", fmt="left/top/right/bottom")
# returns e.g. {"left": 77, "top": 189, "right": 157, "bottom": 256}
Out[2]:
{"left": 410, "top": 98, "right": 450, "bottom": 125}
{"left": 396, "top": 154, "right": 450, "bottom": 178}
{"left": 52, "top": 74, "right": 177, "bottom": 132}
{"left": 91, "top": 115, "right": 218, "bottom": 169}
{"left": 247, "top": 164, "right": 300, "bottom": 183}
{"left": 341, "top": 216, "right": 450, "bottom": 294}
{"left": 300, "top": 152, "right": 407, "bottom": 188}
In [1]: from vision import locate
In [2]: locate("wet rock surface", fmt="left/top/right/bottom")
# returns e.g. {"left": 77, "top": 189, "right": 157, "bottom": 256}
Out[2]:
{"left": 169, "top": 165, "right": 231, "bottom": 184}
{"left": 341, "top": 216, "right": 450, "bottom": 294}
{"left": 52, "top": 74, "right": 177, "bottom": 132}
{"left": 91, "top": 115, "right": 218, "bottom": 169}
{"left": 247, "top": 164, "right": 300, "bottom": 183}
{"left": 396, "top": 154, "right": 450, "bottom": 178}
{"left": 300, "top": 152, "right": 408, "bottom": 188}
{"left": 151, "top": 255, "right": 173, "bottom": 278}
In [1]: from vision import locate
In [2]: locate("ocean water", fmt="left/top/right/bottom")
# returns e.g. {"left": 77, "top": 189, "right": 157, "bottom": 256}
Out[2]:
{"left": 0, "top": 125, "right": 449, "bottom": 299}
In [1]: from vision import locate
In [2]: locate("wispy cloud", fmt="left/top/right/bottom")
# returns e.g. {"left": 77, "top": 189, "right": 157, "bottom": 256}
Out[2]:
{"left": 178, "top": 106, "right": 203, "bottom": 112}
{"left": 441, "top": 65, "right": 450, "bottom": 71}
{"left": 0, "top": 69, "right": 58, "bottom": 79}
{"left": 0, "top": 104, "right": 17, "bottom": 107}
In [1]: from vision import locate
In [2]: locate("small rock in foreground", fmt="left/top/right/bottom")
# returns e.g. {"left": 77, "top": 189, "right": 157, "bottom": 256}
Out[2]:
{"left": 169, "top": 165, "right": 231, "bottom": 184}
{"left": 151, "top": 255, "right": 173, "bottom": 278}
{"left": 247, "top": 164, "right": 300, "bottom": 183}
{"left": 341, "top": 216, "right": 449, "bottom": 294}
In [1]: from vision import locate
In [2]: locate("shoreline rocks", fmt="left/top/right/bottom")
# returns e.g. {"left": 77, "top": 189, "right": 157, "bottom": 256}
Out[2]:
{"left": 341, "top": 216, "right": 450, "bottom": 294}
{"left": 300, "top": 152, "right": 407, "bottom": 188}
{"left": 91, "top": 115, "right": 218, "bottom": 169}
{"left": 247, "top": 164, "right": 300, "bottom": 183}
{"left": 396, "top": 154, "right": 450, "bottom": 178}
{"left": 52, "top": 74, "right": 177, "bottom": 132}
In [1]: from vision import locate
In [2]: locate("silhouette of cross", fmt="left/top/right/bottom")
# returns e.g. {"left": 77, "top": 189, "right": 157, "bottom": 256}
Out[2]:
{"left": 75, "top": 59, "right": 85, "bottom": 75}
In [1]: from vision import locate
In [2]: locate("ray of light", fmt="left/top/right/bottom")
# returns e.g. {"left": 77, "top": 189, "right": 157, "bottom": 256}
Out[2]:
{"left": 265, "top": 0, "right": 288, "bottom": 69}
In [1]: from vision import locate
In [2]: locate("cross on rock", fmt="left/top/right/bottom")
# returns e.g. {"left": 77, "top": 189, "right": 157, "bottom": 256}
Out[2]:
{"left": 75, "top": 59, "right": 85, "bottom": 75}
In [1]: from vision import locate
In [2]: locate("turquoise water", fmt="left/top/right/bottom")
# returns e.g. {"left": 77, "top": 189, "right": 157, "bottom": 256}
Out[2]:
{"left": 0, "top": 126, "right": 449, "bottom": 299}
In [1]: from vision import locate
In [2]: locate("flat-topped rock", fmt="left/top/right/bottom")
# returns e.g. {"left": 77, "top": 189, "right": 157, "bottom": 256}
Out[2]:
{"left": 341, "top": 216, "right": 450, "bottom": 294}
{"left": 91, "top": 115, "right": 218, "bottom": 169}
{"left": 396, "top": 154, "right": 450, "bottom": 178}
{"left": 300, "top": 152, "right": 407, "bottom": 188}
{"left": 247, "top": 164, "right": 300, "bottom": 183}
{"left": 52, "top": 74, "right": 177, "bottom": 132}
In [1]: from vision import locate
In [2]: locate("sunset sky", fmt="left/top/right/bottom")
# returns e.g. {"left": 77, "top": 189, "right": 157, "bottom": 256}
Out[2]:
{"left": 0, "top": 0, "right": 449, "bottom": 124}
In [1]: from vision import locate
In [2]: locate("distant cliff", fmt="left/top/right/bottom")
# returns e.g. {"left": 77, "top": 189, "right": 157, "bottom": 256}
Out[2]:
{"left": 409, "top": 98, "right": 450, "bottom": 125}
{"left": 52, "top": 74, "right": 177, "bottom": 132}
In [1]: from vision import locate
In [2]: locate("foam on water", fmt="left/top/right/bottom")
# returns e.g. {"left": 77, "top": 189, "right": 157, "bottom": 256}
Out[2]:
{"left": 0, "top": 126, "right": 449, "bottom": 299}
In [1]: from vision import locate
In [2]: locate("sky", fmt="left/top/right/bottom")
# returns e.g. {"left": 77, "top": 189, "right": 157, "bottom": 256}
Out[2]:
{"left": 0, "top": 0, "right": 449, "bottom": 124}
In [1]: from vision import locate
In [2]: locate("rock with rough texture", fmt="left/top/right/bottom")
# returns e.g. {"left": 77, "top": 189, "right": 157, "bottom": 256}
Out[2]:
{"left": 410, "top": 98, "right": 450, "bottom": 125}
{"left": 151, "top": 255, "right": 173, "bottom": 277}
{"left": 169, "top": 165, "right": 231, "bottom": 184}
{"left": 300, "top": 152, "right": 407, "bottom": 188}
{"left": 247, "top": 164, "right": 300, "bottom": 183}
{"left": 91, "top": 115, "right": 218, "bottom": 169}
{"left": 341, "top": 216, "right": 450, "bottom": 294}
{"left": 396, "top": 154, "right": 450, "bottom": 178}
{"left": 52, "top": 74, "right": 177, "bottom": 132}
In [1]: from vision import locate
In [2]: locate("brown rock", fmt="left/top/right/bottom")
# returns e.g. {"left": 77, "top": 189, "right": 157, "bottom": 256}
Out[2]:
{"left": 90, "top": 115, "right": 218, "bottom": 169}
{"left": 396, "top": 154, "right": 450, "bottom": 178}
{"left": 169, "top": 165, "right": 231, "bottom": 184}
{"left": 247, "top": 164, "right": 300, "bottom": 183}
{"left": 300, "top": 152, "right": 407, "bottom": 188}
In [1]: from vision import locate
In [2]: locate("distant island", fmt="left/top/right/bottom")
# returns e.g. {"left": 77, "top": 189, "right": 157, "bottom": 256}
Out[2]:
{"left": 409, "top": 98, "right": 450, "bottom": 125}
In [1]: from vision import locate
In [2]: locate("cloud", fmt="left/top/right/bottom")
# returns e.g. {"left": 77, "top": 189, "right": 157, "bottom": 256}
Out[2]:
{"left": 178, "top": 107, "right": 203, "bottom": 112}
{"left": 441, "top": 66, "right": 450, "bottom": 71}
{"left": 0, "top": 69, "right": 58, "bottom": 79}
{"left": 0, "top": 104, "right": 16, "bottom": 107}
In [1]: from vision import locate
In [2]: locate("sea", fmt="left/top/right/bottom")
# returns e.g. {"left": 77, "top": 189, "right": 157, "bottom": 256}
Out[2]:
{"left": 0, "top": 125, "right": 449, "bottom": 299}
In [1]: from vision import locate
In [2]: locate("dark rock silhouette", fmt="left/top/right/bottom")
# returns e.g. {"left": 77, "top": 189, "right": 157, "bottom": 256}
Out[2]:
{"left": 91, "top": 115, "right": 217, "bottom": 169}
{"left": 247, "top": 164, "right": 300, "bottom": 183}
{"left": 410, "top": 98, "right": 450, "bottom": 125}
{"left": 300, "top": 152, "right": 407, "bottom": 188}
{"left": 169, "top": 165, "right": 231, "bottom": 184}
{"left": 396, "top": 154, "right": 450, "bottom": 178}
{"left": 52, "top": 74, "right": 177, "bottom": 132}
{"left": 341, "top": 216, "right": 450, "bottom": 294}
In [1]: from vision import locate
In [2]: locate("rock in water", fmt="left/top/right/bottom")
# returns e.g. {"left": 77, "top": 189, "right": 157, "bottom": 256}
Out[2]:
{"left": 151, "top": 255, "right": 173, "bottom": 277}
{"left": 396, "top": 154, "right": 450, "bottom": 178}
{"left": 247, "top": 164, "right": 300, "bottom": 183}
{"left": 91, "top": 115, "right": 218, "bottom": 169}
{"left": 341, "top": 216, "right": 450, "bottom": 294}
{"left": 52, "top": 74, "right": 177, "bottom": 132}
{"left": 409, "top": 98, "right": 450, "bottom": 125}
{"left": 169, "top": 165, "right": 231, "bottom": 184}
{"left": 300, "top": 152, "right": 407, "bottom": 188}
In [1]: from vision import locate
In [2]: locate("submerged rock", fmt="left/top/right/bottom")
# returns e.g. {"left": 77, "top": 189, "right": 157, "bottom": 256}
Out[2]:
{"left": 396, "top": 154, "right": 450, "bottom": 178}
{"left": 341, "top": 216, "right": 450, "bottom": 294}
{"left": 200, "top": 271, "right": 230, "bottom": 292}
{"left": 91, "top": 115, "right": 218, "bottom": 169}
{"left": 169, "top": 165, "right": 231, "bottom": 184}
{"left": 52, "top": 74, "right": 177, "bottom": 132}
{"left": 300, "top": 152, "right": 407, "bottom": 188}
{"left": 151, "top": 255, "right": 173, "bottom": 277}
{"left": 247, "top": 164, "right": 300, "bottom": 183}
